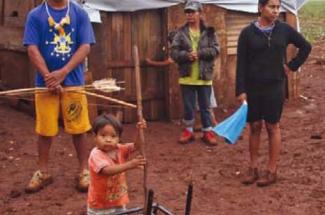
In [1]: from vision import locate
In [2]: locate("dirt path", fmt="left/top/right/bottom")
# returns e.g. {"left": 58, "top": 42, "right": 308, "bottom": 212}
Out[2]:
{"left": 0, "top": 39, "right": 324, "bottom": 215}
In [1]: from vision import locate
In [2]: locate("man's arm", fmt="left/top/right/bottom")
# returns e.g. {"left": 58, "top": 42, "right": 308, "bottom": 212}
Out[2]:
{"left": 27, "top": 45, "right": 51, "bottom": 82}
{"left": 198, "top": 31, "right": 220, "bottom": 61}
{"left": 145, "top": 57, "right": 174, "bottom": 67}
{"left": 45, "top": 44, "right": 91, "bottom": 86}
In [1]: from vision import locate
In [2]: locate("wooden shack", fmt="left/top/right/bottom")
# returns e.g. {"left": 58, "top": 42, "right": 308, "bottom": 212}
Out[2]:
{"left": 0, "top": 1, "right": 299, "bottom": 123}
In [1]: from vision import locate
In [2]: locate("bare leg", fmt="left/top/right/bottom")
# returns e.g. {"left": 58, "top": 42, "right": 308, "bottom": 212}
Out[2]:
{"left": 249, "top": 121, "right": 263, "bottom": 168}
{"left": 72, "top": 133, "right": 89, "bottom": 171}
{"left": 25, "top": 135, "right": 54, "bottom": 193}
{"left": 265, "top": 122, "right": 281, "bottom": 173}
{"left": 37, "top": 135, "right": 53, "bottom": 173}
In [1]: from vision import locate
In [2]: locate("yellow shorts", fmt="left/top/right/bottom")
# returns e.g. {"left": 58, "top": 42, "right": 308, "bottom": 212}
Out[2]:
{"left": 35, "top": 87, "right": 91, "bottom": 136}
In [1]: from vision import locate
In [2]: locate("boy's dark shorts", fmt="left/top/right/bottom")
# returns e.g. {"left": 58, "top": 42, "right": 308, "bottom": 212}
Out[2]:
{"left": 247, "top": 81, "right": 285, "bottom": 124}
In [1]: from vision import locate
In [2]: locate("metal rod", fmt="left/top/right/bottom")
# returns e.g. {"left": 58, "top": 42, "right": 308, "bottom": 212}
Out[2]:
{"left": 146, "top": 189, "right": 154, "bottom": 215}
{"left": 185, "top": 183, "right": 193, "bottom": 215}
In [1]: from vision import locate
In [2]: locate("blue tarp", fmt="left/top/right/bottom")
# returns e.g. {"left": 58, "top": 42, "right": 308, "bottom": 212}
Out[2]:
{"left": 213, "top": 101, "right": 248, "bottom": 144}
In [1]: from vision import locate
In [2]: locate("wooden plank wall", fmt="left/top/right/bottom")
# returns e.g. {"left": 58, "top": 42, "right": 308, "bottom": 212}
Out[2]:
{"left": 0, "top": 0, "right": 36, "bottom": 89}
{"left": 0, "top": 50, "right": 34, "bottom": 89}
{"left": 0, "top": 0, "right": 3, "bottom": 25}
{"left": 204, "top": 6, "right": 229, "bottom": 107}
{"left": 226, "top": 12, "right": 256, "bottom": 55}
{"left": 166, "top": 4, "right": 185, "bottom": 120}
{"left": 89, "top": 10, "right": 166, "bottom": 123}
{"left": 3, "top": 0, "right": 34, "bottom": 27}
{"left": 224, "top": 11, "right": 256, "bottom": 105}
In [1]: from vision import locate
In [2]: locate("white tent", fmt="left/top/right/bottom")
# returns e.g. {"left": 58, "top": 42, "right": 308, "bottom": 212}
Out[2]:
{"left": 81, "top": 0, "right": 309, "bottom": 22}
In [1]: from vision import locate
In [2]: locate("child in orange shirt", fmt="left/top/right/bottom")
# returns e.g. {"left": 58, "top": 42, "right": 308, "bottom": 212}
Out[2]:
{"left": 87, "top": 114, "right": 146, "bottom": 215}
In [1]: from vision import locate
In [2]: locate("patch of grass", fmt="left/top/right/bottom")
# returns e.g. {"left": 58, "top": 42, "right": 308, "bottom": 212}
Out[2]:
{"left": 299, "top": 0, "right": 325, "bottom": 43}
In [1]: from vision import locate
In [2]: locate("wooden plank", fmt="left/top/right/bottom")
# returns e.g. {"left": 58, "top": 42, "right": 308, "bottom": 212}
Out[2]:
{"left": 131, "top": 9, "right": 166, "bottom": 121}
{"left": 205, "top": 5, "right": 228, "bottom": 106}
{"left": 0, "top": 51, "right": 32, "bottom": 89}
{"left": 0, "top": 0, "right": 3, "bottom": 25}
{"left": 88, "top": 13, "right": 109, "bottom": 80}
{"left": 4, "top": 0, "right": 34, "bottom": 27}
{"left": 84, "top": 71, "right": 98, "bottom": 123}
{"left": 227, "top": 41, "right": 238, "bottom": 47}
{"left": 0, "top": 26, "right": 25, "bottom": 50}
{"left": 286, "top": 11, "right": 299, "bottom": 99}
{"left": 225, "top": 55, "right": 237, "bottom": 104}
{"left": 227, "top": 47, "right": 237, "bottom": 55}
{"left": 166, "top": 4, "right": 185, "bottom": 120}
{"left": 224, "top": 10, "right": 257, "bottom": 104}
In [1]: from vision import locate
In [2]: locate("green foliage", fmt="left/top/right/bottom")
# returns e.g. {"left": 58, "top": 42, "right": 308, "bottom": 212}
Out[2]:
{"left": 299, "top": 0, "right": 325, "bottom": 43}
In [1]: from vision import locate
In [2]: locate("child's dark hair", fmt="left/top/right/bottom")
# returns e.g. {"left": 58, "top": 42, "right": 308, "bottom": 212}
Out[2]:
{"left": 92, "top": 114, "right": 123, "bottom": 137}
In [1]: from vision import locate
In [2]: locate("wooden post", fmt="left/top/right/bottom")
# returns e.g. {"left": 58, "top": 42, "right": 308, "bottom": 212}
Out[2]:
{"left": 286, "top": 11, "right": 299, "bottom": 99}
{"left": 166, "top": 4, "right": 185, "bottom": 120}
{"left": 133, "top": 45, "right": 148, "bottom": 210}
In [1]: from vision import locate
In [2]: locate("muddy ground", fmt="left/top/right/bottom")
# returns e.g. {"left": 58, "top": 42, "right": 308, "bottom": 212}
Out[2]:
{"left": 0, "top": 39, "right": 324, "bottom": 215}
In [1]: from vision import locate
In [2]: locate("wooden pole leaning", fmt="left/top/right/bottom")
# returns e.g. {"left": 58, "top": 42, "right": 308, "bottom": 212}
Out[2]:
{"left": 133, "top": 45, "right": 148, "bottom": 211}
{"left": 0, "top": 87, "right": 46, "bottom": 95}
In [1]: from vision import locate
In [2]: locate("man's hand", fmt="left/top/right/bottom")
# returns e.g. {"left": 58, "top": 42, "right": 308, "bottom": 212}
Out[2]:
{"left": 237, "top": 93, "right": 247, "bottom": 104}
{"left": 145, "top": 58, "right": 154, "bottom": 65}
{"left": 188, "top": 51, "right": 198, "bottom": 62}
{"left": 283, "top": 64, "right": 292, "bottom": 76}
{"left": 45, "top": 68, "right": 68, "bottom": 90}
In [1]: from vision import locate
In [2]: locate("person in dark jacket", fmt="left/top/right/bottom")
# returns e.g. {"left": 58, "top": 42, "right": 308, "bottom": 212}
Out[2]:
{"left": 236, "top": 0, "right": 311, "bottom": 187}
{"left": 171, "top": 1, "right": 220, "bottom": 146}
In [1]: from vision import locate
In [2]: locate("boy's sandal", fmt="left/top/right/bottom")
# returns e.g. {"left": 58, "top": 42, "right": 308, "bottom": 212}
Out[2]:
{"left": 256, "top": 170, "right": 277, "bottom": 187}
{"left": 241, "top": 167, "right": 259, "bottom": 185}
{"left": 76, "top": 169, "right": 90, "bottom": 192}
{"left": 25, "top": 170, "right": 53, "bottom": 193}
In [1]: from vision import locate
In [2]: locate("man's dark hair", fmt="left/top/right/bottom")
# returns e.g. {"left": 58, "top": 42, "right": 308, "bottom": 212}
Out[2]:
{"left": 258, "top": 0, "right": 281, "bottom": 15}
{"left": 92, "top": 114, "right": 123, "bottom": 137}
{"left": 258, "top": 0, "right": 271, "bottom": 7}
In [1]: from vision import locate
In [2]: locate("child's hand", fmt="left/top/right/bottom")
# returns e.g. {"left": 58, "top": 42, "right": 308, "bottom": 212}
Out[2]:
{"left": 136, "top": 120, "right": 147, "bottom": 130}
{"left": 130, "top": 155, "right": 146, "bottom": 169}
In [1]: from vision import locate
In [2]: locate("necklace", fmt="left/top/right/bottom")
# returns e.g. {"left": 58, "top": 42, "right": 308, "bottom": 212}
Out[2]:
{"left": 256, "top": 21, "right": 274, "bottom": 48}
{"left": 262, "top": 31, "right": 272, "bottom": 47}
{"left": 45, "top": 0, "right": 70, "bottom": 36}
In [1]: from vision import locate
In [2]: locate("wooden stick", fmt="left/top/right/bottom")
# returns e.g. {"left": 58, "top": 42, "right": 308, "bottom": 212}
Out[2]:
{"left": 133, "top": 45, "right": 148, "bottom": 211}
{"left": 0, "top": 87, "right": 136, "bottom": 108}
{"left": 82, "top": 91, "right": 137, "bottom": 109}
{"left": 0, "top": 87, "right": 46, "bottom": 95}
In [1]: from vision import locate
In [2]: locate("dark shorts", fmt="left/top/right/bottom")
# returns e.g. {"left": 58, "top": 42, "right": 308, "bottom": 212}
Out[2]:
{"left": 247, "top": 81, "right": 285, "bottom": 124}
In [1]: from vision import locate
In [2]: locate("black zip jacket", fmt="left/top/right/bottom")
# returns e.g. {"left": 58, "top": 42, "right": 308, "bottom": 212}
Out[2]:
{"left": 236, "top": 20, "right": 311, "bottom": 96}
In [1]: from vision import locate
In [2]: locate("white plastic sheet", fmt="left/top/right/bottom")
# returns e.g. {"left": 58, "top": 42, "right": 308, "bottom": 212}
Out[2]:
{"left": 82, "top": 0, "right": 308, "bottom": 14}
